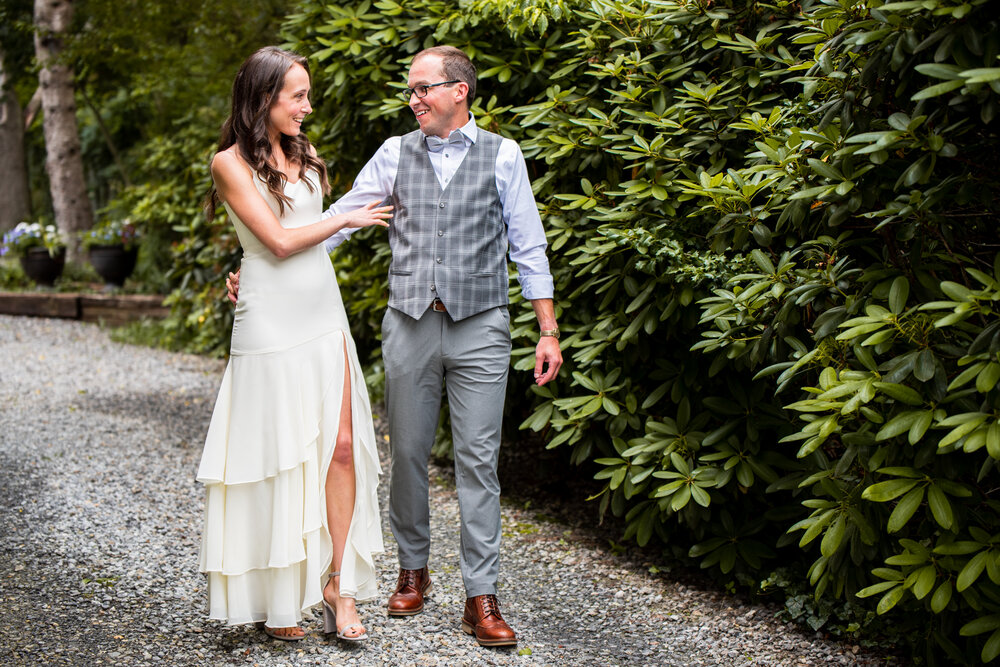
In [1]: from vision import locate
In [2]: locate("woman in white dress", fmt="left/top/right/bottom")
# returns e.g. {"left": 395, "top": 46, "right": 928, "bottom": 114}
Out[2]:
{"left": 197, "top": 46, "right": 391, "bottom": 642}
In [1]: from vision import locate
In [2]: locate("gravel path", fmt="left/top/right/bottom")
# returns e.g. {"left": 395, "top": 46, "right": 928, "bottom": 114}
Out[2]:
{"left": 0, "top": 316, "right": 900, "bottom": 666}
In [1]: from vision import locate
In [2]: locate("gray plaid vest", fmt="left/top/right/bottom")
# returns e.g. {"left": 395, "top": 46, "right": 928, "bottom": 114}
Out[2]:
{"left": 387, "top": 128, "right": 507, "bottom": 321}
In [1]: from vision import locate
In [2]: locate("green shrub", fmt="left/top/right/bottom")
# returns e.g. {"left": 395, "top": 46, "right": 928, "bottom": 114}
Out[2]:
{"left": 115, "top": 118, "right": 239, "bottom": 356}
{"left": 152, "top": 0, "right": 1000, "bottom": 660}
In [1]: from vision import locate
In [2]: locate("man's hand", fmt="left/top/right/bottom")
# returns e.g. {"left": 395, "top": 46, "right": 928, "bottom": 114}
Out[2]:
{"left": 226, "top": 269, "right": 240, "bottom": 305}
{"left": 529, "top": 298, "right": 562, "bottom": 386}
{"left": 533, "top": 336, "right": 562, "bottom": 386}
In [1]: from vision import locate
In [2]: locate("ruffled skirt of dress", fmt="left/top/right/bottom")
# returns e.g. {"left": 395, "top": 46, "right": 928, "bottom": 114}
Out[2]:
{"left": 196, "top": 330, "right": 383, "bottom": 627}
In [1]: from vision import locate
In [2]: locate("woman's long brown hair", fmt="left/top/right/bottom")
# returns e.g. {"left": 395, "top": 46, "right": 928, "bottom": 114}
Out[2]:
{"left": 205, "top": 47, "right": 330, "bottom": 220}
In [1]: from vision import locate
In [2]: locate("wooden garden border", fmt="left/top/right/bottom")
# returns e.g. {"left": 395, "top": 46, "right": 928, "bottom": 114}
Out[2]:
{"left": 0, "top": 292, "right": 168, "bottom": 326}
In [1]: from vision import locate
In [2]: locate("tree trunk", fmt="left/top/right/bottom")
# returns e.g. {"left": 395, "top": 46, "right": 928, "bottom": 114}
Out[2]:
{"left": 34, "top": 0, "right": 92, "bottom": 262}
{"left": 0, "top": 48, "right": 31, "bottom": 234}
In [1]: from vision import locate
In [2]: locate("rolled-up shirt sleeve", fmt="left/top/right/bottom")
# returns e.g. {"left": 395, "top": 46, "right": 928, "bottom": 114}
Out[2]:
{"left": 322, "top": 137, "right": 400, "bottom": 252}
{"left": 497, "top": 138, "right": 554, "bottom": 301}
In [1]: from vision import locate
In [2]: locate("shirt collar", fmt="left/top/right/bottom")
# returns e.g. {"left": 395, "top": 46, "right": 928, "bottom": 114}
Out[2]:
{"left": 458, "top": 113, "right": 478, "bottom": 144}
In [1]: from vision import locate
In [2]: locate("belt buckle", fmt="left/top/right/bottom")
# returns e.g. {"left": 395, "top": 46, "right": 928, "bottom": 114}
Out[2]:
{"left": 431, "top": 298, "right": 447, "bottom": 313}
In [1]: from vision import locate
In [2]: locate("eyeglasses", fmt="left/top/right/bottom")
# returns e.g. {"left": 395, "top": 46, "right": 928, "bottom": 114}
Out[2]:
{"left": 402, "top": 80, "right": 460, "bottom": 100}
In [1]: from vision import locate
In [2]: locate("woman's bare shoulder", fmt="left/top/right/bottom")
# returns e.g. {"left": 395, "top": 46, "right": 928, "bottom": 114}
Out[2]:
{"left": 212, "top": 146, "right": 253, "bottom": 182}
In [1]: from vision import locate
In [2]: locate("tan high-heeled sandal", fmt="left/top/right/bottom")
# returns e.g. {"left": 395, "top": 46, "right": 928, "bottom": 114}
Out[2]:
{"left": 254, "top": 621, "right": 305, "bottom": 642}
{"left": 323, "top": 571, "right": 368, "bottom": 642}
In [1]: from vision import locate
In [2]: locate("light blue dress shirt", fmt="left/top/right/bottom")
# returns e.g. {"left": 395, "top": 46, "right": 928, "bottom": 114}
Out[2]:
{"left": 322, "top": 114, "right": 554, "bottom": 301}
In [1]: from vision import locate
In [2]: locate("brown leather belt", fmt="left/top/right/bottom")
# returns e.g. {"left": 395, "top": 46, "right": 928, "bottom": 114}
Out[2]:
{"left": 430, "top": 298, "right": 447, "bottom": 313}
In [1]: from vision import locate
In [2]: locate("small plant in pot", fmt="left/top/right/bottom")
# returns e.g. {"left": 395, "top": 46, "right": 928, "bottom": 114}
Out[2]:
{"left": 81, "top": 219, "right": 141, "bottom": 288}
{"left": 0, "top": 221, "right": 68, "bottom": 286}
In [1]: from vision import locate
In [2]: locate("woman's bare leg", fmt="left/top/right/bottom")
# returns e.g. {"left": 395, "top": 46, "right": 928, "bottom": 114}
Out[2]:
{"left": 323, "top": 339, "right": 364, "bottom": 637}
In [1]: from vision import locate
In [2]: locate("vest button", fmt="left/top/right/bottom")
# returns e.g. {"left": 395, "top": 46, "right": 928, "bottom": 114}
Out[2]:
{"left": 436, "top": 257, "right": 442, "bottom": 263}
{"left": 437, "top": 230, "right": 444, "bottom": 236}
{"left": 430, "top": 284, "right": 436, "bottom": 291}
{"left": 439, "top": 201, "right": 445, "bottom": 208}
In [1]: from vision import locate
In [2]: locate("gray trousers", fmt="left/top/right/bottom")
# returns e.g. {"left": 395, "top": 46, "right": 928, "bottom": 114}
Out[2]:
{"left": 382, "top": 305, "right": 511, "bottom": 598}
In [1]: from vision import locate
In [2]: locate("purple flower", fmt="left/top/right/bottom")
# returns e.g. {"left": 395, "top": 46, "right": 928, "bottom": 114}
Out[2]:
{"left": 1, "top": 221, "right": 66, "bottom": 256}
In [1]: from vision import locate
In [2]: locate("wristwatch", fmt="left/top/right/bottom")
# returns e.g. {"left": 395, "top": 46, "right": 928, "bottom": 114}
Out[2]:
{"left": 540, "top": 328, "right": 560, "bottom": 340}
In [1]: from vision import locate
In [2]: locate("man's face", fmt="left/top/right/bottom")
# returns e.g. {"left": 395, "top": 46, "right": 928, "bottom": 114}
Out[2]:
{"left": 407, "top": 54, "right": 465, "bottom": 138}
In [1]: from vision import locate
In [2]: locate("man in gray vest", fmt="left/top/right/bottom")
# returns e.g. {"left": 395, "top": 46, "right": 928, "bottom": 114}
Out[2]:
{"left": 229, "top": 45, "right": 561, "bottom": 647}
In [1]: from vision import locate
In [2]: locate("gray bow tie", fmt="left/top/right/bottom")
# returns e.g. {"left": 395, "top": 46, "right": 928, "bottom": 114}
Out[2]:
{"left": 425, "top": 134, "right": 465, "bottom": 153}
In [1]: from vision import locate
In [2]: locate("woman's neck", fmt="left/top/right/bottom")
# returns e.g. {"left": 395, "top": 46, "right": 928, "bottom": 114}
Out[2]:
{"left": 269, "top": 143, "right": 296, "bottom": 176}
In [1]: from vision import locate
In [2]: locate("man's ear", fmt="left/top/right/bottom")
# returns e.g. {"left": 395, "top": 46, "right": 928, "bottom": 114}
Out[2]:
{"left": 453, "top": 81, "right": 469, "bottom": 105}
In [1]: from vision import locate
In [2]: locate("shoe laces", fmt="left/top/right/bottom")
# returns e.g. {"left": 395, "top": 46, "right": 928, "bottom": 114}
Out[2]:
{"left": 479, "top": 594, "right": 502, "bottom": 619}
{"left": 398, "top": 568, "right": 421, "bottom": 589}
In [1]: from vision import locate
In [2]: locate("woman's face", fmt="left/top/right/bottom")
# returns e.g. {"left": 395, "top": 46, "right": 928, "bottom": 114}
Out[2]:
{"left": 268, "top": 63, "right": 312, "bottom": 139}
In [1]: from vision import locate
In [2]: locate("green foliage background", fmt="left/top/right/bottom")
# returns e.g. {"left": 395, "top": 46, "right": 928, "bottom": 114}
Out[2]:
{"left": 74, "top": 0, "right": 1000, "bottom": 662}
{"left": 0, "top": 0, "right": 285, "bottom": 298}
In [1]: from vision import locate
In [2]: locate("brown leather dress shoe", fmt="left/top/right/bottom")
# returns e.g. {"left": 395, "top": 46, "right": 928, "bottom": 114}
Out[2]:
{"left": 387, "top": 567, "right": 432, "bottom": 616}
{"left": 461, "top": 594, "right": 517, "bottom": 647}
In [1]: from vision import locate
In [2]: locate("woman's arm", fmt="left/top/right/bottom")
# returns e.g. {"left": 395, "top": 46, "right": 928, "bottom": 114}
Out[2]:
{"left": 211, "top": 149, "right": 391, "bottom": 258}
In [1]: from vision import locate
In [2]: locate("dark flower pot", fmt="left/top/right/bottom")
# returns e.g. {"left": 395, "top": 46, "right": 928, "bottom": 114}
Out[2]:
{"left": 88, "top": 245, "right": 138, "bottom": 287}
{"left": 19, "top": 247, "right": 66, "bottom": 286}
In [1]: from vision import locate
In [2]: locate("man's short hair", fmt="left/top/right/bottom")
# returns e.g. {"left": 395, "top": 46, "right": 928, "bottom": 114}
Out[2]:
{"left": 414, "top": 46, "right": 477, "bottom": 104}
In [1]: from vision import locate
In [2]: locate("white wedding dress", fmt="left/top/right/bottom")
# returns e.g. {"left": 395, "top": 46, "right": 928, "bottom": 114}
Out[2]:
{"left": 197, "top": 169, "right": 382, "bottom": 628}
